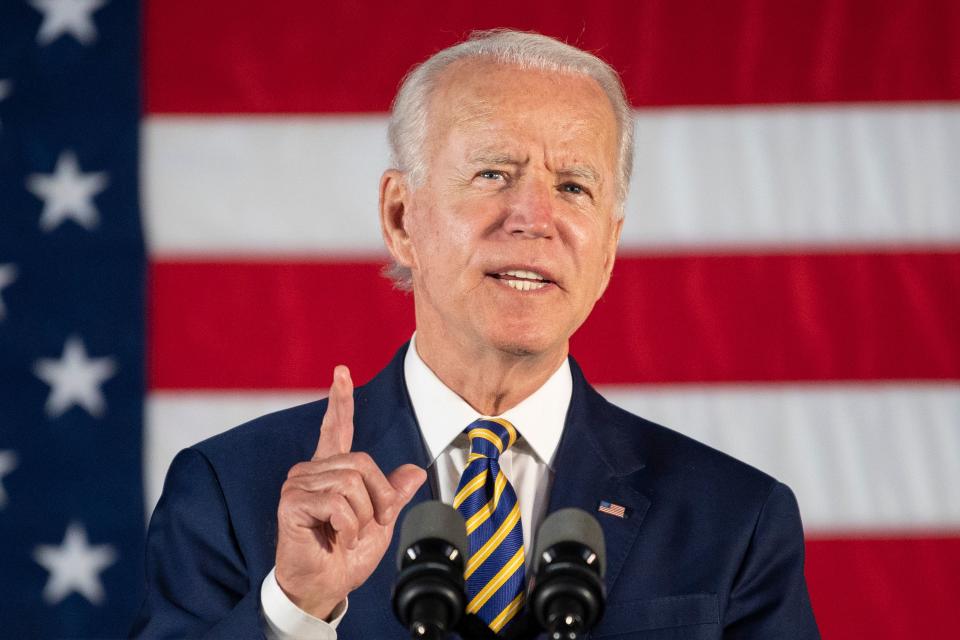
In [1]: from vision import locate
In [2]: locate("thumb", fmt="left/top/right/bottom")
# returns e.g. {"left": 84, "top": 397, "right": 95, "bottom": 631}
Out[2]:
{"left": 387, "top": 464, "right": 427, "bottom": 507}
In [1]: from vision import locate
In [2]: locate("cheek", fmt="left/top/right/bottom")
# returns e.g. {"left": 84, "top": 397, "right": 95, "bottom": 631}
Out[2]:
{"left": 419, "top": 207, "right": 483, "bottom": 266}
{"left": 577, "top": 240, "right": 619, "bottom": 306}
{"left": 567, "top": 222, "right": 609, "bottom": 275}
{"left": 408, "top": 213, "right": 475, "bottom": 288}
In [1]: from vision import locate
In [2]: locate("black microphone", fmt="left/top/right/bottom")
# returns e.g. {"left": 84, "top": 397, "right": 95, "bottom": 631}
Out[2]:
{"left": 392, "top": 501, "right": 468, "bottom": 640}
{"left": 528, "top": 508, "right": 606, "bottom": 640}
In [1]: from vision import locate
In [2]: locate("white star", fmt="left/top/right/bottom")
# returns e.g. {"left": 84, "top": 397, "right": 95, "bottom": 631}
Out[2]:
{"left": 26, "top": 150, "right": 109, "bottom": 232}
{"left": 30, "top": 0, "right": 108, "bottom": 46}
{"left": 33, "top": 335, "right": 117, "bottom": 419}
{"left": 0, "top": 450, "right": 17, "bottom": 510}
{"left": 33, "top": 522, "right": 117, "bottom": 605}
{"left": 0, "top": 264, "right": 16, "bottom": 321}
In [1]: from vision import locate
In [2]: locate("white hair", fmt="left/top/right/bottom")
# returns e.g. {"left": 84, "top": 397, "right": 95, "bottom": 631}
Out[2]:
{"left": 385, "top": 29, "right": 635, "bottom": 289}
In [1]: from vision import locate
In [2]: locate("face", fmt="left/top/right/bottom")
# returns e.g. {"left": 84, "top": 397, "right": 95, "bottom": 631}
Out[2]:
{"left": 382, "top": 59, "right": 623, "bottom": 361}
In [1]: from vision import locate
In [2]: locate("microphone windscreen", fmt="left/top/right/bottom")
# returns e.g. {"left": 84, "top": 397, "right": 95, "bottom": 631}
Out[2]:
{"left": 533, "top": 508, "right": 606, "bottom": 576}
{"left": 396, "top": 500, "right": 468, "bottom": 570}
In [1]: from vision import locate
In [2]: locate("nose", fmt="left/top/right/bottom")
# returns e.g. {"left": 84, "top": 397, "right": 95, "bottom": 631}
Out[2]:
{"left": 503, "top": 179, "right": 556, "bottom": 239}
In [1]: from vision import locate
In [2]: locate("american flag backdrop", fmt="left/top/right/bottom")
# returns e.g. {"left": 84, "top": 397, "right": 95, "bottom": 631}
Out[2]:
{"left": 1, "top": 0, "right": 959, "bottom": 637}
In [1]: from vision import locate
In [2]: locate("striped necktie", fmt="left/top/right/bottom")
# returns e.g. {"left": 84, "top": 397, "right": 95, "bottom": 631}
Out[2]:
{"left": 453, "top": 417, "right": 526, "bottom": 633}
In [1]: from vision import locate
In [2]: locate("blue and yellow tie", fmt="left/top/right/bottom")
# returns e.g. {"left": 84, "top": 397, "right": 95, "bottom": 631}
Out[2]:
{"left": 453, "top": 418, "right": 526, "bottom": 633}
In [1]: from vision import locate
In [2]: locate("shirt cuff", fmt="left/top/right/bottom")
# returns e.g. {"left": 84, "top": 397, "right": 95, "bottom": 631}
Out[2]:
{"left": 260, "top": 566, "right": 348, "bottom": 640}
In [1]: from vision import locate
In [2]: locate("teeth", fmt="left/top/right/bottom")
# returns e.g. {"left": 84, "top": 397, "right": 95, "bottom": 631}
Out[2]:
{"left": 504, "top": 279, "right": 548, "bottom": 291}
{"left": 499, "top": 269, "right": 545, "bottom": 281}
{"left": 494, "top": 269, "right": 551, "bottom": 291}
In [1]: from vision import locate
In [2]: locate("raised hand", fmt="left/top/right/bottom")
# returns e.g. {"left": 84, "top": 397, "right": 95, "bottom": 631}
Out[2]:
{"left": 274, "top": 365, "right": 427, "bottom": 619}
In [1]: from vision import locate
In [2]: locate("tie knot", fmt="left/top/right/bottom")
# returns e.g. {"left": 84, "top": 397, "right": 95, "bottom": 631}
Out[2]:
{"left": 465, "top": 418, "right": 518, "bottom": 460}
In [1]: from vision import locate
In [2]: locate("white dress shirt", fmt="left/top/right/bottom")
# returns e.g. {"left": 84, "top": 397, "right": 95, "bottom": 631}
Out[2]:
{"left": 261, "top": 335, "right": 572, "bottom": 639}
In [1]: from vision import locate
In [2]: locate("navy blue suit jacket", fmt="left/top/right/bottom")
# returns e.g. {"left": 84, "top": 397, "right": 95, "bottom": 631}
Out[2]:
{"left": 133, "top": 344, "right": 819, "bottom": 638}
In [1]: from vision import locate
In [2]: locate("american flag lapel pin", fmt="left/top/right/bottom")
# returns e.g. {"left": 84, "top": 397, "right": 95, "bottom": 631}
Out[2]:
{"left": 597, "top": 500, "right": 628, "bottom": 519}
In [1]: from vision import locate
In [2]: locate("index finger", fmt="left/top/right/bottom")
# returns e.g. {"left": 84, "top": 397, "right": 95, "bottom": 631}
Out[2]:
{"left": 314, "top": 365, "right": 354, "bottom": 459}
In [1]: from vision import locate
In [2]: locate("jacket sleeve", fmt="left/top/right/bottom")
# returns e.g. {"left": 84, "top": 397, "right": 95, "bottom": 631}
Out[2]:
{"left": 723, "top": 482, "right": 821, "bottom": 639}
{"left": 130, "top": 448, "right": 266, "bottom": 639}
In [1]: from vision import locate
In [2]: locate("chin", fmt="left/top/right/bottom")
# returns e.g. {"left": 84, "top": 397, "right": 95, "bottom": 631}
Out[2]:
{"left": 487, "top": 326, "right": 563, "bottom": 359}
{"left": 496, "top": 343, "right": 539, "bottom": 357}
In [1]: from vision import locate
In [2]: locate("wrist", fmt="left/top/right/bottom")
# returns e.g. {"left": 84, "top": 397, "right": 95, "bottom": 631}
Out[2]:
{"left": 275, "top": 570, "right": 346, "bottom": 621}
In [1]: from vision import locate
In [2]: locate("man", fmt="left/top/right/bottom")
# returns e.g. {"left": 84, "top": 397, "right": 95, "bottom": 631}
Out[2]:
{"left": 134, "top": 30, "right": 819, "bottom": 638}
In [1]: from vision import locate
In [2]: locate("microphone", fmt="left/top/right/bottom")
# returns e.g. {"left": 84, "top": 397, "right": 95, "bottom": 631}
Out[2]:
{"left": 392, "top": 501, "right": 468, "bottom": 640}
{"left": 528, "top": 508, "right": 606, "bottom": 640}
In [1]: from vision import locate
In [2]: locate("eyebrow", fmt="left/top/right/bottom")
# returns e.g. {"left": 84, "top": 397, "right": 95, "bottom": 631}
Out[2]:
{"left": 466, "top": 153, "right": 602, "bottom": 185}
{"left": 466, "top": 152, "right": 521, "bottom": 166}
{"left": 557, "top": 165, "right": 600, "bottom": 185}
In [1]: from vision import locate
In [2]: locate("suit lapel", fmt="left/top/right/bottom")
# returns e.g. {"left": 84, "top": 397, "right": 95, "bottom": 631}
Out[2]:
{"left": 354, "top": 338, "right": 438, "bottom": 515}
{"left": 547, "top": 358, "right": 651, "bottom": 597}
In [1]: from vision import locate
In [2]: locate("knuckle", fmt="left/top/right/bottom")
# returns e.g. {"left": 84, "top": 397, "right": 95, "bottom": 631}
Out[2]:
{"left": 276, "top": 494, "right": 300, "bottom": 520}
{"left": 280, "top": 473, "right": 304, "bottom": 496}
{"left": 338, "top": 469, "right": 362, "bottom": 492}
{"left": 287, "top": 461, "right": 311, "bottom": 479}
{"left": 331, "top": 492, "right": 350, "bottom": 510}
{"left": 280, "top": 485, "right": 308, "bottom": 503}
{"left": 324, "top": 452, "right": 349, "bottom": 466}
{"left": 351, "top": 451, "right": 374, "bottom": 468}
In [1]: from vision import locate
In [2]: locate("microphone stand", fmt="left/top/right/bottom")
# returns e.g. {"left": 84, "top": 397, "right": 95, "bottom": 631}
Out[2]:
{"left": 452, "top": 613, "right": 500, "bottom": 640}
{"left": 453, "top": 611, "right": 544, "bottom": 640}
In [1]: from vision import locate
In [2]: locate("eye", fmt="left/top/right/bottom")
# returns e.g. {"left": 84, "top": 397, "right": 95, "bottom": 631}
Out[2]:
{"left": 477, "top": 170, "right": 505, "bottom": 181}
{"left": 560, "top": 182, "right": 587, "bottom": 195}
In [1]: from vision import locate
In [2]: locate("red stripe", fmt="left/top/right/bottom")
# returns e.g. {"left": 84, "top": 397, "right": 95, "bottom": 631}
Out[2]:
{"left": 573, "top": 249, "right": 960, "bottom": 384}
{"left": 148, "top": 250, "right": 960, "bottom": 389}
{"left": 805, "top": 535, "right": 960, "bottom": 638}
{"left": 149, "top": 261, "right": 415, "bottom": 390}
{"left": 145, "top": 0, "right": 960, "bottom": 113}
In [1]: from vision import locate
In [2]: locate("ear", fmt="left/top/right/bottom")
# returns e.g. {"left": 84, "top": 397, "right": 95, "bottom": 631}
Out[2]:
{"left": 379, "top": 169, "right": 416, "bottom": 269}
{"left": 597, "top": 215, "right": 623, "bottom": 296}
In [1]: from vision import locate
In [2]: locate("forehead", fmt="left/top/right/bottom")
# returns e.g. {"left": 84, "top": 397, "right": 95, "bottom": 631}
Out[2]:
{"left": 426, "top": 58, "right": 618, "bottom": 166}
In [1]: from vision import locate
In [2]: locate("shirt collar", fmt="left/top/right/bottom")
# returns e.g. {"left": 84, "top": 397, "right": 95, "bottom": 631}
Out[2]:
{"left": 404, "top": 334, "right": 571, "bottom": 470}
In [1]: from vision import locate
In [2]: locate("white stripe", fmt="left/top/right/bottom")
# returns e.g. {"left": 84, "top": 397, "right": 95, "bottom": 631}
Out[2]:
{"left": 144, "top": 391, "right": 317, "bottom": 518}
{"left": 144, "top": 115, "right": 390, "bottom": 256}
{"left": 144, "top": 106, "right": 960, "bottom": 254}
{"left": 602, "top": 383, "right": 960, "bottom": 532}
{"left": 145, "top": 385, "right": 960, "bottom": 531}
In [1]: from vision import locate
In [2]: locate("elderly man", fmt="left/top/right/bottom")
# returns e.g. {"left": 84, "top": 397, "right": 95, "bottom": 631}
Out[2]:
{"left": 134, "top": 30, "right": 819, "bottom": 638}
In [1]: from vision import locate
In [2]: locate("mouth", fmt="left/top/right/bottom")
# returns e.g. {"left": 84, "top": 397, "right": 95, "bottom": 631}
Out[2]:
{"left": 489, "top": 268, "right": 555, "bottom": 292}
